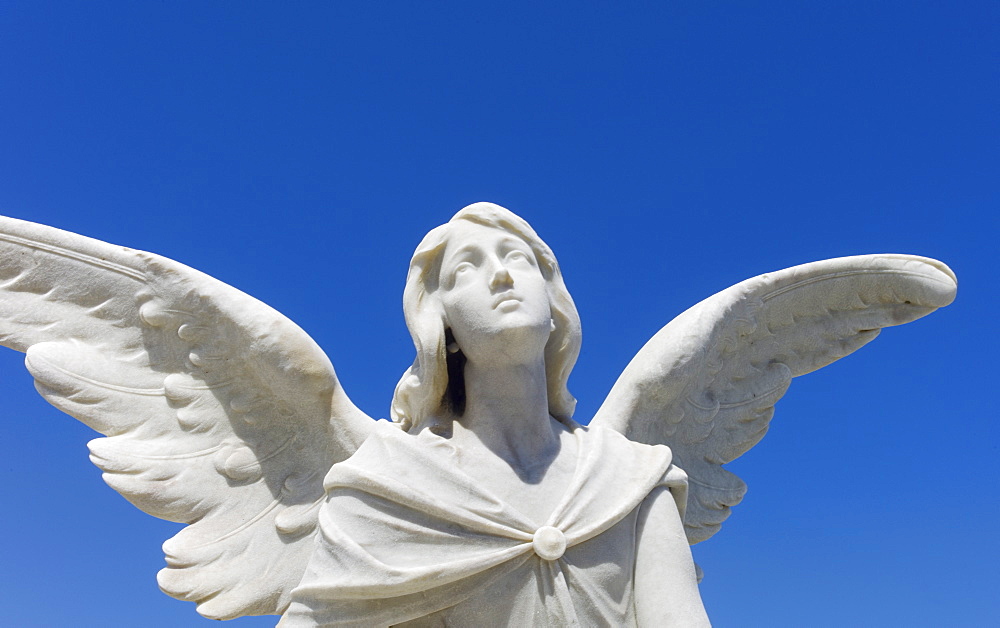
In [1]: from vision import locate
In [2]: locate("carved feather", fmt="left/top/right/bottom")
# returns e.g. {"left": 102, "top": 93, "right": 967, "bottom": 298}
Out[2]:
{"left": 592, "top": 254, "right": 956, "bottom": 545}
{"left": 0, "top": 216, "right": 374, "bottom": 619}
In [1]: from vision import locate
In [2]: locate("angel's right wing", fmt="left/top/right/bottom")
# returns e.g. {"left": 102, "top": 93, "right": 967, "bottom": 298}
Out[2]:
{"left": 591, "top": 254, "right": 956, "bottom": 546}
{"left": 0, "top": 215, "right": 375, "bottom": 619}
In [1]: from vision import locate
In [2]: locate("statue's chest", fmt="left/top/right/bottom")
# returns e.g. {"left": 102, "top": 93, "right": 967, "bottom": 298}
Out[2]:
{"left": 455, "top": 440, "right": 579, "bottom": 525}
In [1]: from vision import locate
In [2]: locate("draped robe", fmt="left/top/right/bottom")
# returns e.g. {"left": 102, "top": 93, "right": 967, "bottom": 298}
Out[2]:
{"left": 281, "top": 421, "right": 688, "bottom": 627}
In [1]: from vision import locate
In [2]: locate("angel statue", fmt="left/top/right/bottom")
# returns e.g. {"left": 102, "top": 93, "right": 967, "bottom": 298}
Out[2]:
{"left": 0, "top": 203, "right": 955, "bottom": 626}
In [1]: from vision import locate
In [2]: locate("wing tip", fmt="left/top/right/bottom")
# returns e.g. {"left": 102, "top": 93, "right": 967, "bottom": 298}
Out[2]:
{"left": 871, "top": 254, "right": 958, "bottom": 307}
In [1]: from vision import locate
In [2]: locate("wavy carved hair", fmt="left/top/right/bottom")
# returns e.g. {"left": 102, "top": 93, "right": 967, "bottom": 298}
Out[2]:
{"left": 390, "top": 202, "right": 582, "bottom": 432}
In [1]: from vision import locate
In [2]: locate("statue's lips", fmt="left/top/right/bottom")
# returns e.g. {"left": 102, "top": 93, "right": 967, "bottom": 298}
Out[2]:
{"left": 492, "top": 293, "right": 522, "bottom": 309}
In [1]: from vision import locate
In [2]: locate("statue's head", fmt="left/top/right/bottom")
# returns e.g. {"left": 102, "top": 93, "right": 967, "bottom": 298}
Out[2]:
{"left": 391, "top": 202, "right": 581, "bottom": 432}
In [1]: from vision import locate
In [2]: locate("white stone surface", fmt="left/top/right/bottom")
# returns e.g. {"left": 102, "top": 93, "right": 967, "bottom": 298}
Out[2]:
{"left": 0, "top": 202, "right": 956, "bottom": 625}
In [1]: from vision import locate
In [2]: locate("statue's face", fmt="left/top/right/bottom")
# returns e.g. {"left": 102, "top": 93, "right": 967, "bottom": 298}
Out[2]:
{"left": 436, "top": 221, "right": 552, "bottom": 364}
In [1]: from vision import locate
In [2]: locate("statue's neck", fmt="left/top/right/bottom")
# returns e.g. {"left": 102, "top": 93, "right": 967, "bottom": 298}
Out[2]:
{"left": 454, "top": 357, "right": 559, "bottom": 473}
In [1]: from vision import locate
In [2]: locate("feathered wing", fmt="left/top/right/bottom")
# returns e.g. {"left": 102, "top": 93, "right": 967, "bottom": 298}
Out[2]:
{"left": 591, "top": 254, "right": 956, "bottom": 545}
{"left": 0, "top": 216, "right": 375, "bottom": 619}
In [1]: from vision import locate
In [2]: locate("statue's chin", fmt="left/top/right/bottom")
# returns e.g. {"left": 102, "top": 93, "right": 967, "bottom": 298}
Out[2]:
{"left": 458, "top": 319, "right": 552, "bottom": 367}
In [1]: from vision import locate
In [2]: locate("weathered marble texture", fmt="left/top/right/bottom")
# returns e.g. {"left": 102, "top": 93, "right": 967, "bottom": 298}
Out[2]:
{"left": 0, "top": 203, "right": 956, "bottom": 626}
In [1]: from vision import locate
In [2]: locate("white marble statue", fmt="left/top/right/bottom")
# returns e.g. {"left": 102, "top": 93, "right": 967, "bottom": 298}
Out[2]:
{"left": 0, "top": 203, "right": 956, "bottom": 626}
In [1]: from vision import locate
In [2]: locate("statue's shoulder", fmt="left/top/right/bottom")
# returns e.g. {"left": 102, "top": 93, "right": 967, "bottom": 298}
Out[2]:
{"left": 573, "top": 419, "right": 674, "bottom": 461}
{"left": 565, "top": 420, "right": 677, "bottom": 492}
{"left": 323, "top": 420, "right": 458, "bottom": 491}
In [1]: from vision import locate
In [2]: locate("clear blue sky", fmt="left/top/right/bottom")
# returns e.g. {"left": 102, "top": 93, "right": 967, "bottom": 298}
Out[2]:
{"left": 0, "top": 2, "right": 996, "bottom": 626}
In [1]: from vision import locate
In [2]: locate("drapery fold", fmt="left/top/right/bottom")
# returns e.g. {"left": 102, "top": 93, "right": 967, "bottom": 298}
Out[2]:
{"left": 281, "top": 422, "right": 686, "bottom": 627}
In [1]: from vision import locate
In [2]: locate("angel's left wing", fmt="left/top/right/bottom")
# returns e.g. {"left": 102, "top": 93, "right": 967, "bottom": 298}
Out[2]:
{"left": 0, "top": 215, "right": 375, "bottom": 619}
{"left": 591, "top": 254, "right": 956, "bottom": 546}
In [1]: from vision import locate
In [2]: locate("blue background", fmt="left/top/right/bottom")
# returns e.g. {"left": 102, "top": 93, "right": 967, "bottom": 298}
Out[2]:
{"left": 0, "top": 2, "right": 996, "bottom": 626}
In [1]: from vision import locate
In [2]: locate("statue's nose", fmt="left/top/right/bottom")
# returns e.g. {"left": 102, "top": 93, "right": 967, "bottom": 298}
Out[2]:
{"left": 489, "top": 265, "right": 514, "bottom": 291}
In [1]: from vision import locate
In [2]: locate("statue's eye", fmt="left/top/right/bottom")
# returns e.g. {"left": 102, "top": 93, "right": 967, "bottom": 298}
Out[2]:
{"left": 506, "top": 250, "right": 530, "bottom": 263}
{"left": 453, "top": 262, "right": 475, "bottom": 278}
